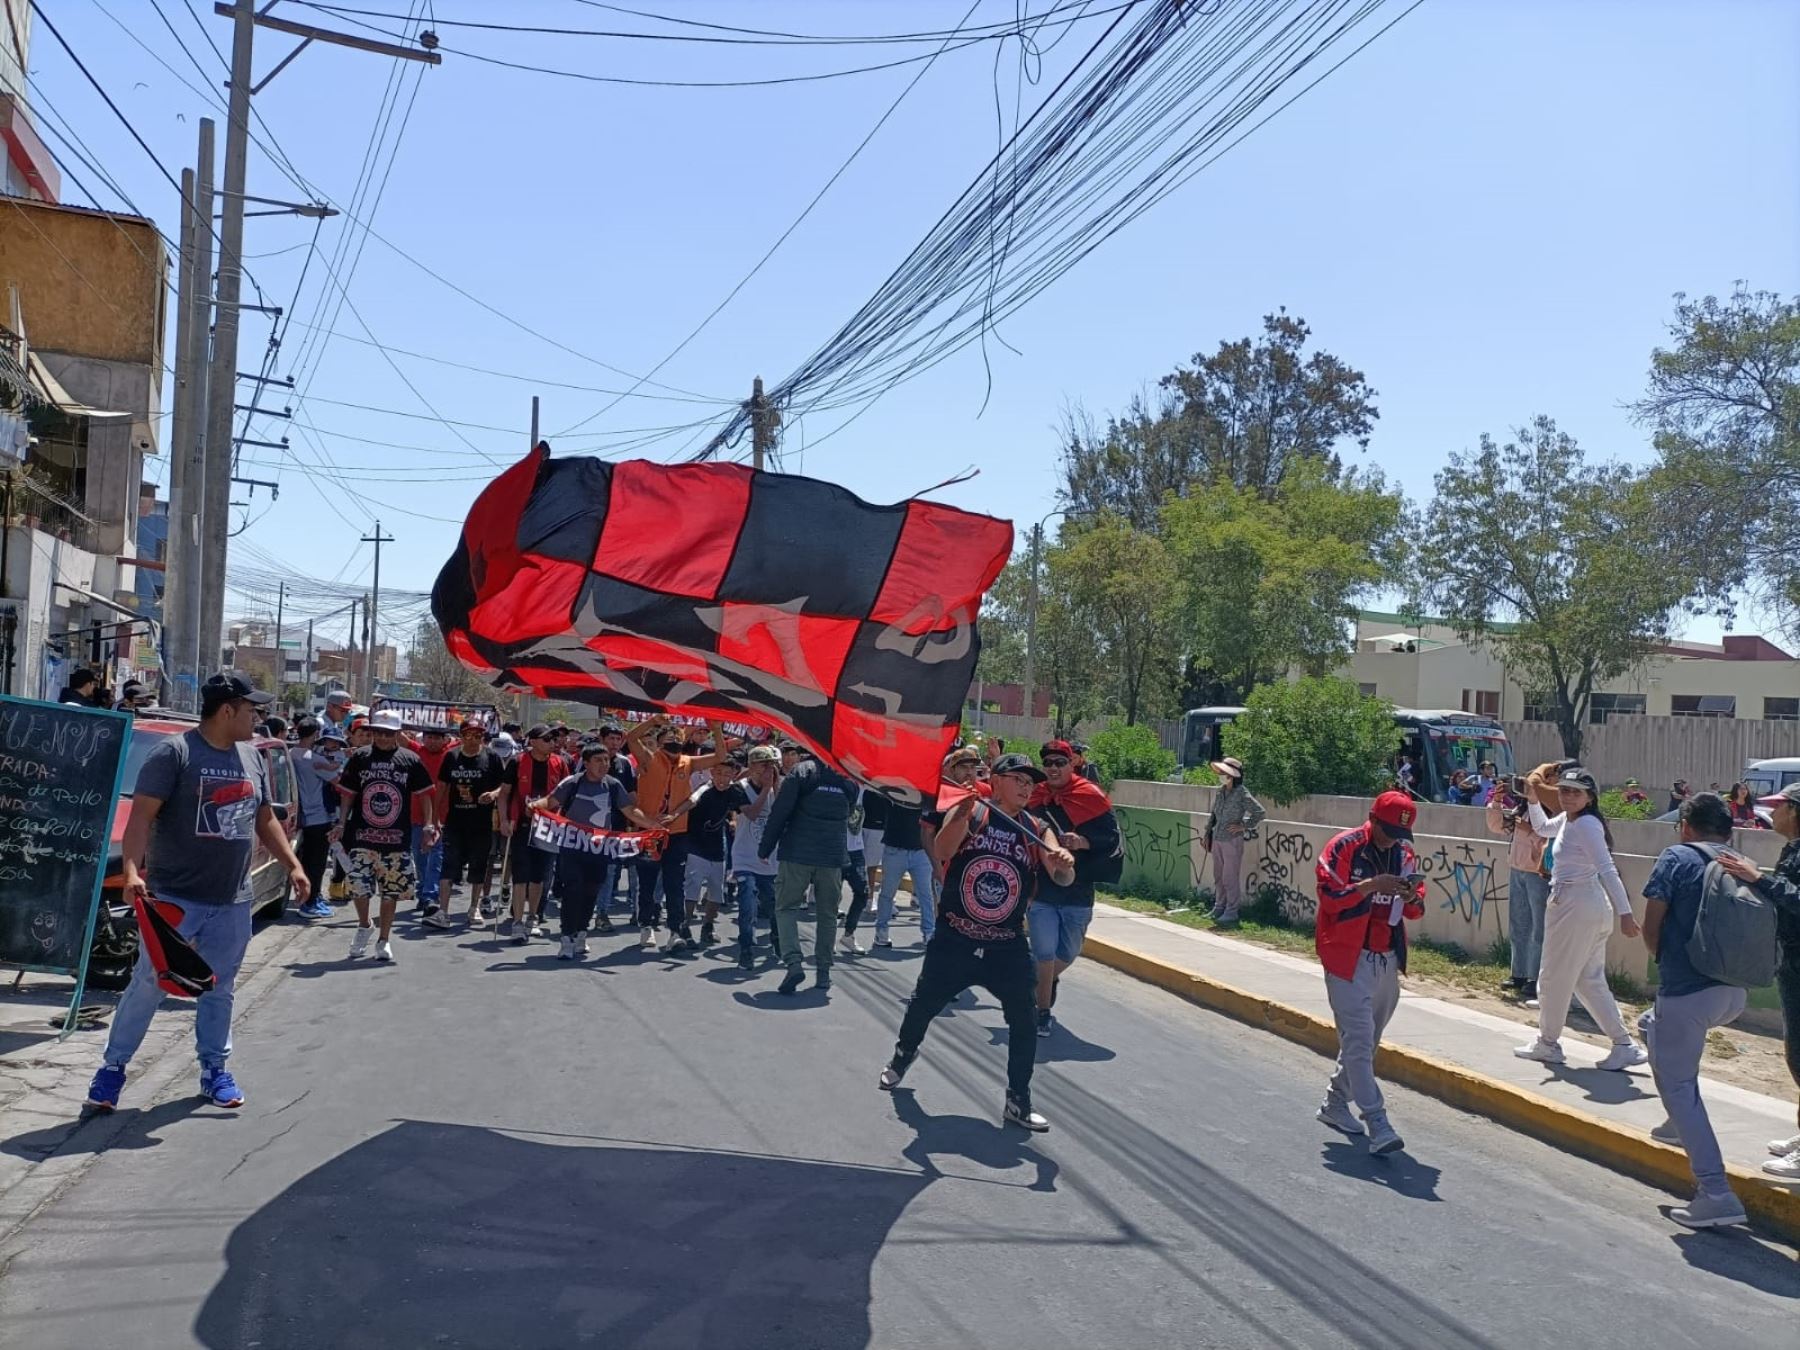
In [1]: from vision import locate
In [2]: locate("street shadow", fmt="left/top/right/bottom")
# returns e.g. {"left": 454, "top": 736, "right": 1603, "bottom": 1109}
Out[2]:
{"left": 2, "top": 1097, "right": 218, "bottom": 1161}
{"left": 194, "top": 1120, "right": 928, "bottom": 1349}
{"left": 282, "top": 956, "right": 369, "bottom": 980}
{"left": 731, "top": 986, "right": 830, "bottom": 1010}
{"left": 1669, "top": 1226, "right": 1800, "bottom": 1296}
{"left": 1540, "top": 1064, "right": 1658, "bottom": 1106}
{"left": 1318, "top": 1138, "right": 1444, "bottom": 1201}
{"left": 888, "top": 1088, "right": 1059, "bottom": 1194}
{"left": 984, "top": 1022, "right": 1117, "bottom": 1064}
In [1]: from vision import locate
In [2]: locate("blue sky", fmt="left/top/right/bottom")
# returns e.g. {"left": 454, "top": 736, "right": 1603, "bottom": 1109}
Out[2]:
{"left": 30, "top": 0, "right": 1800, "bottom": 645}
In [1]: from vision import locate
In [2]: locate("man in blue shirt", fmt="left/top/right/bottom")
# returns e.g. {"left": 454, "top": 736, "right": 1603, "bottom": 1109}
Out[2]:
{"left": 1639, "top": 791, "right": 1750, "bottom": 1230}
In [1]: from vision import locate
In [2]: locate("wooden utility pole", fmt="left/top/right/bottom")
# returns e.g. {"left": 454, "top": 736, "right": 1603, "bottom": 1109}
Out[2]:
{"left": 362, "top": 522, "right": 394, "bottom": 703}
{"left": 749, "top": 376, "right": 777, "bottom": 472}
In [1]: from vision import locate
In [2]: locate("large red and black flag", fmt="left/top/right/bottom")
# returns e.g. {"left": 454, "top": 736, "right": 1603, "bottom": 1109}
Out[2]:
{"left": 432, "top": 445, "right": 1012, "bottom": 806}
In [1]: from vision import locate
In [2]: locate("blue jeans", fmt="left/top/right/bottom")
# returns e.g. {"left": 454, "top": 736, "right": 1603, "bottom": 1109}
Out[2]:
{"left": 411, "top": 825, "right": 444, "bottom": 903}
{"left": 877, "top": 845, "right": 936, "bottom": 942}
{"left": 1508, "top": 869, "right": 1549, "bottom": 981}
{"left": 102, "top": 898, "right": 253, "bottom": 1072}
{"left": 731, "top": 870, "right": 776, "bottom": 956}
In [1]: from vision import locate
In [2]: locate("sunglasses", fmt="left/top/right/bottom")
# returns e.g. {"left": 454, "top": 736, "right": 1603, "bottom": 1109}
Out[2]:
{"left": 1042, "top": 757, "right": 1071, "bottom": 768}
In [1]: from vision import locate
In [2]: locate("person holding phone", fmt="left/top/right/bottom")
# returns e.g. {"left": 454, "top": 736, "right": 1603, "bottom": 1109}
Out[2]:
{"left": 1487, "top": 764, "right": 1556, "bottom": 1002}
{"left": 1312, "top": 790, "right": 1427, "bottom": 1156}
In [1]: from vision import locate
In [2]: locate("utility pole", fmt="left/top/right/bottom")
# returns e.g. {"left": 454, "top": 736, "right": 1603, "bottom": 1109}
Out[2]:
{"left": 749, "top": 376, "right": 779, "bottom": 472}
{"left": 362, "top": 522, "right": 393, "bottom": 703}
{"left": 273, "top": 579, "right": 285, "bottom": 689}
{"left": 163, "top": 163, "right": 198, "bottom": 707}
{"left": 344, "top": 596, "right": 358, "bottom": 698}
{"left": 197, "top": 1, "right": 438, "bottom": 696}
{"left": 304, "top": 615, "right": 313, "bottom": 697}
{"left": 178, "top": 119, "right": 216, "bottom": 705}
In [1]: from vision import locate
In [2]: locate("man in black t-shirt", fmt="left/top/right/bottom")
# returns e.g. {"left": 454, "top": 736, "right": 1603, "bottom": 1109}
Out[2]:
{"left": 336, "top": 710, "right": 439, "bottom": 963}
{"left": 437, "top": 718, "right": 508, "bottom": 928}
{"left": 878, "top": 754, "right": 1076, "bottom": 1133}
{"left": 668, "top": 762, "right": 750, "bottom": 950}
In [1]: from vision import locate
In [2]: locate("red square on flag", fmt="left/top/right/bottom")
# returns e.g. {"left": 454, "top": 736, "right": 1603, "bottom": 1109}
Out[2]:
{"left": 870, "top": 501, "right": 1011, "bottom": 629}
{"left": 715, "top": 605, "right": 859, "bottom": 697}
{"left": 594, "top": 461, "right": 751, "bottom": 599}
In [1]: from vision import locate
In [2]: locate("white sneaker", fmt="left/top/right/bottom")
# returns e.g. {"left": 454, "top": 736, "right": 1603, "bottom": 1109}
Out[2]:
{"left": 558, "top": 935, "right": 575, "bottom": 961}
{"left": 872, "top": 930, "right": 892, "bottom": 949}
{"left": 1650, "top": 1118, "right": 1682, "bottom": 1146}
{"left": 468, "top": 909, "right": 488, "bottom": 929}
{"left": 1768, "top": 1133, "right": 1800, "bottom": 1157}
{"left": 422, "top": 910, "right": 452, "bottom": 930}
{"left": 575, "top": 932, "right": 590, "bottom": 958}
{"left": 1513, "top": 1039, "right": 1565, "bottom": 1065}
{"left": 376, "top": 939, "right": 394, "bottom": 963}
{"left": 1596, "top": 1041, "right": 1648, "bottom": 1072}
{"left": 1315, "top": 1098, "right": 1364, "bottom": 1137}
{"left": 662, "top": 930, "right": 682, "bottom": 954}
{"left": 1762, "top": 1150, "right": 1800, "bottom": 1179}
{"left": 1523, "top": 997, "right": 1541, "bottom": 1009}
{"left": 839, "top": 930, "right": 864, "bottom": 955}
{"left": 640, "top": 927, "right": 657, "bottom": 951}
{"left": 349, "top": 925, "right": 373, "bottom": 959}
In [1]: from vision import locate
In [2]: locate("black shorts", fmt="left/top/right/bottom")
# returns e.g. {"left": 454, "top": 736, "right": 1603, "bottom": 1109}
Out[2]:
{"left": 442, "top": 816, "right": 494, "bottom": 884}
{"left": 510, "top": 833, "right": 556, "bottom": 886}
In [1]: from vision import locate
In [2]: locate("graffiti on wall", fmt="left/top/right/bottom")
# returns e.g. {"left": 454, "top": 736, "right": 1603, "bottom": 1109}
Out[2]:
{"left": 1413, "top": 840, "right": 1508, "bottom": 936}
{"left": 1246, "top": 827, "right": 1317, "bottom": 926}
{"left": 1116, "top": 806, "right": 1206, "bottom": 900}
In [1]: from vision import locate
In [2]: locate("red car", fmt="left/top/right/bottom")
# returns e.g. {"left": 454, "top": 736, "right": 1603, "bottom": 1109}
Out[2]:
{"left": 88, "top": 712, "right": 302, "bottom": 988}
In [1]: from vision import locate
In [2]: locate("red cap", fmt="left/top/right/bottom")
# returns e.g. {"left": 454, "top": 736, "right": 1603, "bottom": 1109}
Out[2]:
{"left": 1040, "top": 740, "right": 1074, "bottom": 761}
{"left": 1370, "top": 790, "right": 1417, "bottom": 840}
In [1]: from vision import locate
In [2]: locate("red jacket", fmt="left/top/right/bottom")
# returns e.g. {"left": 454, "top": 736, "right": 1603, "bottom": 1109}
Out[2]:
{"left": 1314, "top": 823, "right": 1426, "bottom": 980}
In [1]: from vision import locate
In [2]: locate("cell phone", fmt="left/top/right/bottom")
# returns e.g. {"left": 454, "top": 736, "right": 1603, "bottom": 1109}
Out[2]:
{"left": 1511, "top": 775, "right": 1530, "bottom": 797}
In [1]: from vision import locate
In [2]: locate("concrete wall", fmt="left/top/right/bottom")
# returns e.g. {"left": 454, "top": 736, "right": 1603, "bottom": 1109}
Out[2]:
{"left": 1111, "top": 779, "right": 1788, "bottom": 993}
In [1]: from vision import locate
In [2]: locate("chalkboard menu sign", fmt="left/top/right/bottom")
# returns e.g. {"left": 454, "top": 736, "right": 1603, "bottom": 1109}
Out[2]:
{"left": 0, "top": 695, "right": 131, "bottom": 975}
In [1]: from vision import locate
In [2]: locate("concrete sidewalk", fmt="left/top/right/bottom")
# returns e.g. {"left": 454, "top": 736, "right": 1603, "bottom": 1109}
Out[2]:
{"left": 1082, "top": 901, "right": 1800, "bottom": 1243}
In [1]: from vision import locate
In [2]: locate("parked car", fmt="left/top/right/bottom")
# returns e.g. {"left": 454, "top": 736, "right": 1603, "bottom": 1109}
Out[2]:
{"left": 87, "top": 712, "right": 300, "bottom": 989}
{"left": 1743, "top": 757, "right": 1800, "bottom": 801}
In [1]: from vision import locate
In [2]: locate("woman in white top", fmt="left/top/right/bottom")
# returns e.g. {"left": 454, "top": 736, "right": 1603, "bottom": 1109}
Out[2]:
{"left": 1513, "top": 767, "right": 1649, "bottom": 1070}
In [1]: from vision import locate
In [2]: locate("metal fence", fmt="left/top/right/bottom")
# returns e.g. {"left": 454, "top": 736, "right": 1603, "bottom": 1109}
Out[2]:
{"left": 1504, "top": 716, "right": 1800, "bottom": 793}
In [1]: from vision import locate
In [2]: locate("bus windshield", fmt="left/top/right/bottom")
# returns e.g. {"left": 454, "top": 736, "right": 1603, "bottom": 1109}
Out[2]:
{"left": 1427, "top": 727, "right": 1516, "bottom": 784}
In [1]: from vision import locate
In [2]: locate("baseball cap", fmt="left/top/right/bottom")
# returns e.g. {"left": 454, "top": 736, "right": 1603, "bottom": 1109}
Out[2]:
{"left": 326, "top": 690, "right": 353, "bottom": 706}
{"left": 991, "top": 752, "right": 1046, "bottom": 783}
{"left": 317, "top": 728, "right": 347, "bottom": 746}
{"left": 747, "top": 744, "right": 781, "bottom": 765}
{"left": 526, "top": 723, "right": 552, "bottom": 742}
{"left": 368, "top": 709, "right": 404, "bottom": 733}
{"left": 1761, "top": 783, "right": 1800, "bottom": 808}
{"left": 1556, "top": 767, "right": 1599, "bottom": 796}
{"left": 459, "top": 717, "right": 486, "bottom": 733}
{"left": 419, "top": 724, "right": 449, "bottom": 738}
{"left": 1040, "top": 739, "right": 1074, "bottom": 761}
{"left": 1370, "top": 789, "right": 1417, "bottom": 840}
{"left": 201, "top": 672, "right": 274, "bottom": 707}
{"left": 944, "top": 745, "right": 980, "bottom": 767}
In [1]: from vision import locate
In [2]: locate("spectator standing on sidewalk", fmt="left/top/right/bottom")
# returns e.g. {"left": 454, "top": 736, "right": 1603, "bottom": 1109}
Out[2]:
{"left": 1667, "top": 780, "right": 1691, "bottom": 815}
{"left": 1313, "top": 790, "right": 1425, "bottom": 1156}
{"left": 1636, "top": 792, "right": 1760, "bottom": 1229}
{"left": 85, "top": 674, "right": 307, "bottom": 1113}
{"left": 1717, "top": 783, "right": 1800, "bottom": 1178}
{"left": 1027, "top": 739, "right": 1121, "bottom": 1036}
{"left": 1514, "top": 768, "right": 1648, "bottom": 1071}
{"left": 1207, "top": 757, "right": 1264, "bottom": 925}
{"left": 759, "top": 747, "right": 851, "bottom": 995}
{"left": 1488, "top": 764, "right": 1554, "bottom": 1002}
{"left": 289, "top": 716, "right": 339, "bottom": 920}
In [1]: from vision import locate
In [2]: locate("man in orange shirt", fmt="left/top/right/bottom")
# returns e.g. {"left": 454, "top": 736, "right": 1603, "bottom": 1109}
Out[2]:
{"left": 625, "top": 716, "right": 732, "bottom": 951}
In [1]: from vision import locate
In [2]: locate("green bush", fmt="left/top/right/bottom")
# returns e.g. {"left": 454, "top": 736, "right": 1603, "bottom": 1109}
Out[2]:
{"left": 1181, "top": 764, "right": 1221, "bottom": 786}
{"left": 1222, "top": 676, "right": 1403, "bottom": 805}
{"left": 1086, "top": 721, "right": 1176, "bottom": 787}
{"left": 1598, "top": 788, "right": 1655, "bottom": 821}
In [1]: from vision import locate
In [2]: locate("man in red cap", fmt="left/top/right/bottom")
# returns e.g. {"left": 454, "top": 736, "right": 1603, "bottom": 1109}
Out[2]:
{"left": 1312, "top": 790, "right": 1425, "bottom": 1156}
{"left": 1027, "top": 740, "right": 1120, "bottom": 1037}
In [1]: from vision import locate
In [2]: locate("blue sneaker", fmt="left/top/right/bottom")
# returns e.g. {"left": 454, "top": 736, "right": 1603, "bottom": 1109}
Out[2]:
{"left": 85, "top": 1064, "right": 126, "bottom": 1112}
{"left": 200, "top": 1068, "right": 245, "bottom": 1108}
{"left": 302, "top": 898, "right": 333, "bottom": 919}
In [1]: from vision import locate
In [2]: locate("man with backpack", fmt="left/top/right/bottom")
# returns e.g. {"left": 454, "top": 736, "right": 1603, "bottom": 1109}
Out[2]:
{"left": 1638, "top": 791, "right": 1780, "bottom": 1229}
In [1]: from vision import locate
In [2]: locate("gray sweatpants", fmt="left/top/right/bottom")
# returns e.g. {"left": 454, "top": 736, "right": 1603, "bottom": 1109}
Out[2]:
{"left": 1325, "top": 951, "right": 1401, "bottom": 1117}
{"left": 1640, "top": 985, "right": 1747, "bottom": 1197}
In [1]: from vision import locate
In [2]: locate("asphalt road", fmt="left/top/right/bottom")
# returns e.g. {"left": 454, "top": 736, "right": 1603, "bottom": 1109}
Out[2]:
{"left": 1, "top": 893, "right": 1796, "bottom": 1349}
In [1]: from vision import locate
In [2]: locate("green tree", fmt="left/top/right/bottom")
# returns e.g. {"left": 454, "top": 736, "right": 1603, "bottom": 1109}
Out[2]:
{"left": 1222, "top": 677, "right": 1401, "bottom": 805}
{"left": 281, "top": 683, "right": 310, "bottom": 711}
{"left": 1058, "top": 311, "right": 1380, "bottom": 520}
{"left": 973, "top": 553, "right": 1030, "bottom": 690}
{"left": 1635, "top": 286, "right": 1800, "bottom": 638}
{"left": 408, "top": 617, "right": 497, "bottom": 704}
{"left": 1085, "top": 720, "right": 1176, "bottom": 788}
{"left": 1413, "top": 416, "right": 1697, "bottom": 759}
{"left": 1052, "top": 518, "right": 1180, "bottom": 725}
{"left": 1161, "top": 459, "right": 1405, "bottom": 700}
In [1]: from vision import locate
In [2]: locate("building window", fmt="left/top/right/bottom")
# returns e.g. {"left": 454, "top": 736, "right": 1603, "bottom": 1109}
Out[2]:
{"left": 1358, "top": 683, "right": 1378, "bottom": 697}
{"left": 1671, "top": 694, "right": 1736, "bottom": 719}
{"left": 1589, "top": 693, "right": 1646, "bottom": 724}
{"left": 1766, "top": 697, "right": 1800, "bottom": 722}
{"left": 1461, "top": 688, "right": 1500, "bottom": 718}
{"left": 1522, "top": 692, "right": 1553, "bottom": 723}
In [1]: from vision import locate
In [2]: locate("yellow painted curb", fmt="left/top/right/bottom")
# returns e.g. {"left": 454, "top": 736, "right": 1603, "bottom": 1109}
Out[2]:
{"left": 1086, "top": 933, "right": 1800, "bottom": 1247}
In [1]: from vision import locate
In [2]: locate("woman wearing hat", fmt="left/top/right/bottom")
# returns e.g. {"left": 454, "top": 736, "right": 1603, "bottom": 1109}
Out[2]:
{"left": 1207, "top": 758, "right": 1264, "bottom": 925}
{"left": 1514, "top": 767, "right": 1647, "bottom": 1070}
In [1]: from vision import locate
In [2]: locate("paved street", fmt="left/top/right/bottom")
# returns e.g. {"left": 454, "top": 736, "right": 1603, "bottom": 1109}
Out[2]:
{"left": 1, "top": 900, "right": 1796, "bottom": 1350}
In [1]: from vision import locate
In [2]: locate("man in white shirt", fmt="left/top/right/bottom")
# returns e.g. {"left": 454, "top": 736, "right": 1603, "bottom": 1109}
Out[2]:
{"left": 729, "top": 745, "right": 781, "bottom": 970}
